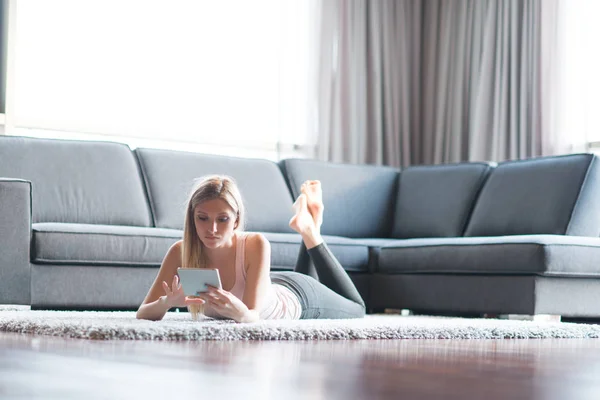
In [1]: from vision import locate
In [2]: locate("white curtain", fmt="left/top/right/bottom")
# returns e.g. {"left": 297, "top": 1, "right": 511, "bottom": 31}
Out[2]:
{"left": 424, "top": 0, "right": 560, "bottom": 163}
{"left": 318, "top": 0, "right": 562, "bottom": 166}
{"left": 316, "top": 0, "right": 422, "bottom": 167}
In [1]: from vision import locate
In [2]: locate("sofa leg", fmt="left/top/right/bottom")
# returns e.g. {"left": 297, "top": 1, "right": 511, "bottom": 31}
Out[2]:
{"left": 500, "top": 314, "right": 562, "bottom": 322}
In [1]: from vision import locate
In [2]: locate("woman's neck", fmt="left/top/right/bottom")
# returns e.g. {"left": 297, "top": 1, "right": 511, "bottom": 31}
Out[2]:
{"left": 202, "top": 232, "right": 237, "bottom": 265}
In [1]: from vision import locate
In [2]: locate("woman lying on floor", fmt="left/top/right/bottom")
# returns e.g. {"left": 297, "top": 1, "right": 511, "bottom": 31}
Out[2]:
{"left": 136, "top": 176, "right": 365, "bottom": 322}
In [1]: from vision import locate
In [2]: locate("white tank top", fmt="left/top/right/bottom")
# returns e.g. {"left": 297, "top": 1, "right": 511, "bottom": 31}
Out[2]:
{"left": 203, "top": 232, "right": 301, "bottom": 320}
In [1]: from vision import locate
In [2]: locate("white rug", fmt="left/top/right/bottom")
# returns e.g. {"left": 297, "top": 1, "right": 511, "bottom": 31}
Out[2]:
{"left": 2, "top": 307, "right": 600, "bottom": 340}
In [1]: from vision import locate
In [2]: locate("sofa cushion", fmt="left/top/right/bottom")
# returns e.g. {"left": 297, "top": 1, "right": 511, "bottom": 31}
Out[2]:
{"left": 353, "top": 238, "right": 404, "bottom": 247}
{"left": 0, "top": 136, "right": 152, "bottom": 226}
{"left": 263, "top": 232, "right": 372, "bottom": 272}
{"left": 32, "top": 224, "right": 372, "bottom": 273}
{"left": 377, "top": 235, "right": 600, "bottom": 277}
{"left": 352, "top": 238, "right": 406, "bottom": 273}
{"left": 280, "top": 159, "right": 399, "bottom": 238}
{"left": 392, "top": 162, "right": 493, "bottom": 238}
{"left": 465, "top": 154, "right": 600, "bottom": 237}
{"left": 32, "top": 223, "right": 181, "bottom": 266}
{"left": 135, "top": 148, "right": 295, "bottom": 233}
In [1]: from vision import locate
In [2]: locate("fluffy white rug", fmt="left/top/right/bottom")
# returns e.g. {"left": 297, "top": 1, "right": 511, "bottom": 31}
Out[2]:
{"left": 1, "top": 307, "right": 600, "bottom": 340}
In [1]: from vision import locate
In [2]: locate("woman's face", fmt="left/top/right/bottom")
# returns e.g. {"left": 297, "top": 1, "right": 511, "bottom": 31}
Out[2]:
{"left": 193, "top": 199, "right": 238, "bottom": 248}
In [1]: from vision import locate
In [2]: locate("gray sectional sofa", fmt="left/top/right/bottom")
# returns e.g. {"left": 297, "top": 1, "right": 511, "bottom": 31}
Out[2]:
{"left": 2, "top": 135, "right": 600, "bottom": 317}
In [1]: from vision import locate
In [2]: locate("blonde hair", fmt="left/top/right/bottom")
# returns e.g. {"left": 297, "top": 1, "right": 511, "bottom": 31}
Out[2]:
{"left": 181, "top": 175, "right": 245, "bottom": 320}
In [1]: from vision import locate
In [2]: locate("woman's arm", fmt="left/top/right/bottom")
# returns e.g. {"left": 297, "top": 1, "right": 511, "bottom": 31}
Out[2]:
{"left": 136, "top": 241, "right": 205, "bottom": 321}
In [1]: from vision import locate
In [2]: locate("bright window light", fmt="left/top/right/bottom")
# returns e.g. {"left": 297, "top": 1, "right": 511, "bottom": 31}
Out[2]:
{"left": 12, "top": 0, "right": 315, "bottom": 157}
{"left": 559, "top": 0, "right": 600, "bottom": 145}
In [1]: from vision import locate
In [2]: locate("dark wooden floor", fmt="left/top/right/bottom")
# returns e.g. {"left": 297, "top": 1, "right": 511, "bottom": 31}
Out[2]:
{"left": 2, "top": 333, "right": 600, "bottom": 400}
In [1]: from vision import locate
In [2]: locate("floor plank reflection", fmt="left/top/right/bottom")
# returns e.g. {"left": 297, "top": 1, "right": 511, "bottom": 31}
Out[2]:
{"left": 2, "top": 333, "right": 600, "bottom": 399}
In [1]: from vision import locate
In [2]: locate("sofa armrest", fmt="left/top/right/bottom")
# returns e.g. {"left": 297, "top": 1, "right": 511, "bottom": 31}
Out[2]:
{"left": 0, "top": 178, "right": 32, "bottom": 305}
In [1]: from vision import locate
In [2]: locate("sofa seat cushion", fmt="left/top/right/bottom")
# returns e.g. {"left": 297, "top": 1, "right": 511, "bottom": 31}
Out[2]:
{"left": 352, "top": 238, "right": 405, "bottom": 247}
{"left": 378, "top": 235, "right": 600, "bottom": 277}
{"left": 32, "top": 223, "right": 182, "bottom": 266}
{"left": 352, "top": 238, "right": 407, "bottom": 273}
{"left": 262, "top": 233, "right": 372, "bottom": 272}
{"left": 32, "top": 225, "right": 373, "bottom": 273}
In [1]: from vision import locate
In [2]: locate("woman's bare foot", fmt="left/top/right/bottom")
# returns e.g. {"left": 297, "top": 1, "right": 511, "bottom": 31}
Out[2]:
{"left": 301, "top": 180, "right": 324, "bottom": 228}
{"left": 289, "top": 194, "right": 323, "bottom": 249}
{"left": 289, "top": 194, "right": 315, "bottom": 234}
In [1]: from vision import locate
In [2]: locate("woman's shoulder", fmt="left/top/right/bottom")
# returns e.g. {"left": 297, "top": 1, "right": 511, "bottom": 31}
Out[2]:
{"left": 166, "top": 240, "right": 183, "bottom": 260}
{"left": 242, "top": 232, "right": 270, "bottom": 270}
{"left": 240, "top": 232, "right": 270, "bottom": 252}
{"left": 158, "top": 240, "right": 183, "bottom": 273}
{"left": 170, "top": 239, "right": 183, "bottom": 251}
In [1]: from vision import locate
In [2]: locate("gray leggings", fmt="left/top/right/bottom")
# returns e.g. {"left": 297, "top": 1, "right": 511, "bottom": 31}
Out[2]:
{"left": 270, "top": 242, "right": 365, "bottom": 319}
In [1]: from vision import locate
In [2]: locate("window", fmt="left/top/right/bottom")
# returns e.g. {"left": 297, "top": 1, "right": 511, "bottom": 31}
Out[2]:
{"left": 558, "top": 0, "right": 600, "bottom": 150}
{"left": 11, "top": 0, "right": 316, "bottom": 160}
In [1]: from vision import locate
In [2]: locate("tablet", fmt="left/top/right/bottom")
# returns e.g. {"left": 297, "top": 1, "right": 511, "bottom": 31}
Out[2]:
{"left": 177, "top": 268, "right": 222, "bottom": 296}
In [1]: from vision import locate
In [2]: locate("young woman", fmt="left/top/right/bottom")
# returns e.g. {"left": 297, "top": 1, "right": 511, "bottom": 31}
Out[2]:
{"left": 136, "top": 176, "right": 365, "bottom": 322}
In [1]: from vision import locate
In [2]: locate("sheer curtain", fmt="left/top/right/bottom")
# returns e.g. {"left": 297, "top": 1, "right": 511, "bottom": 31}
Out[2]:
{"left": 316, "top": 0, "right": 422, "bottom": 167}
{"left": 10, "top": 0, "right": 316, "bottom": 160}
{"left": 423, "top": 0, "right": 561, "bottom": 163}
{"left": 317, "top": 0, "right": 562, "bottom": 166}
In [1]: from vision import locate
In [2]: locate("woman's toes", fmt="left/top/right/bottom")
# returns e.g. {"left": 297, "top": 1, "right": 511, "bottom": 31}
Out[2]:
{"left": 299, "top": 180, "right": 324, "bottom": 225}
{"left": 305, "top": 182, "right": 323, "bottom": 201}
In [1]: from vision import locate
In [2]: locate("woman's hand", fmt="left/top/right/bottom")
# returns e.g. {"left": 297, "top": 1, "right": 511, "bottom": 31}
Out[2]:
{"left": 161, "top": 275, "right": 206, "bottom": 308}
{"left": 198, "top": 286, "right": 255, "bottom": 322}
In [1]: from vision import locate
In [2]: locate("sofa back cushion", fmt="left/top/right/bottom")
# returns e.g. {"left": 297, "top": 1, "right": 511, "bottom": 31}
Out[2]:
{"left": 465, "top": 154, "right": 600, "bottom": 237}
{"left": 392, "top": 162, "right": 493, "bottom": 238}
{"left": 0, "top": 136, "right": 152, "bottom": 226}
{"left": 280, "top": 159, "right": 399, "bottom": 238}
{"left": 135, "top": 148, "right": 295, "bottom": 232}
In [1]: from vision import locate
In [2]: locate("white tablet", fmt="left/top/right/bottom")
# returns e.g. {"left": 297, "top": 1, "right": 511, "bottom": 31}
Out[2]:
{"left": 177, "top": 268, "right": 222, "bottom": 296}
